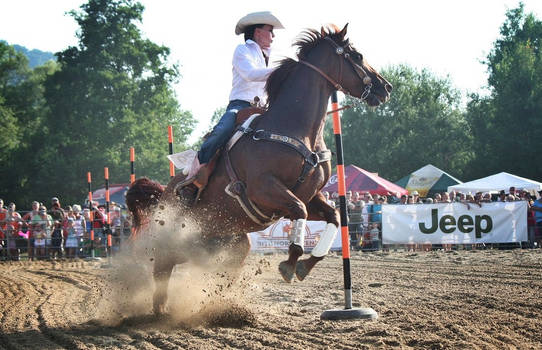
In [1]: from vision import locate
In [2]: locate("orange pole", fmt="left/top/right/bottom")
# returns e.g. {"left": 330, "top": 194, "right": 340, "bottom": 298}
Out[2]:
{"left": 331, "top": 91, "right": 353, "bottom": 308}
{"left": 168, "top": 125, "right": 175, "bottom": 178}
{"left": 130, "top": 147, "right": 135, "bottom": 184}
{"left": 87, "top": 172, "right": 95, "bottom": 254}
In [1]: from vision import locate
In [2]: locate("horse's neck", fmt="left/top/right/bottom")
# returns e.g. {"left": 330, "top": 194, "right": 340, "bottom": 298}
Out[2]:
{"left": 264, "top": 70, "right": 332, "bottom": 146}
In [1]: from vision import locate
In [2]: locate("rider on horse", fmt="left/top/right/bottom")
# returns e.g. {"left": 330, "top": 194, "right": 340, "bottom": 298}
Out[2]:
{"left": 180, "top": 11, "right": 284, "bottom": 202}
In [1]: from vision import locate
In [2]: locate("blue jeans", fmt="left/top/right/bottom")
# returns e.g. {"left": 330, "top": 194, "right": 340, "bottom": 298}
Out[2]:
{"left": 198, "top": 100, "right": 251, "bottom": 163}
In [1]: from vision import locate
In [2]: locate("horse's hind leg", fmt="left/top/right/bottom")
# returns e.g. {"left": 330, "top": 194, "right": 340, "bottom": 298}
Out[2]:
{"left": 247, "top": 175, "right": 308, "bottom": 283}
{"left": 296, "top": 192, "right": 340, "bottom": 281}
{"left": 215, "top": 234, "right": 251, "bottom": 286}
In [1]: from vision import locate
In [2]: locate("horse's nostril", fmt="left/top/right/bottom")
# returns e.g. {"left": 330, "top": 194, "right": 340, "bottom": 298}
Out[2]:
{"left": 385, "top": 83, "right": 393, "bottom": 93}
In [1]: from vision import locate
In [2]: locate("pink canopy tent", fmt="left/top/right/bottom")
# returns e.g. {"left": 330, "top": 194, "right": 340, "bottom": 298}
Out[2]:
{"left": 322, "top": 165, "right": 408, "bottom": 196}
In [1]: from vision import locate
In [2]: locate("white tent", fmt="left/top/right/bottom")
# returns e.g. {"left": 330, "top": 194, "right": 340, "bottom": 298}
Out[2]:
{"left": 448, "top": 172, "right": 542, "bottom": 193}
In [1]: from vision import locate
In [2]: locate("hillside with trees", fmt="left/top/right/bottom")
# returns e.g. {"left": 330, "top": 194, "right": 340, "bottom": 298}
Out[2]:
{"left": 12, "top": 44, "right": 55, "bottom": 68}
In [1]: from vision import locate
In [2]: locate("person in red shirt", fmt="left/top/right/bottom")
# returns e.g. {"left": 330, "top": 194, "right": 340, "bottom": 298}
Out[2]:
{"left": 5, "top": 203, "right": 22, "bottom": 260}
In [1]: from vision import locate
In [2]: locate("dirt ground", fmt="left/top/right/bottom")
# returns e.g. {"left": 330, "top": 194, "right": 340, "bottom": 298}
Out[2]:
{"left": 0, "top": 248, "right": 541, "bottom": 350}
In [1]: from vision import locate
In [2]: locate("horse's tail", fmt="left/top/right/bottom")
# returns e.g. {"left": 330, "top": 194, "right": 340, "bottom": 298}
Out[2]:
{"left": 125, "top": 177, "right": 164, "bottom": 235}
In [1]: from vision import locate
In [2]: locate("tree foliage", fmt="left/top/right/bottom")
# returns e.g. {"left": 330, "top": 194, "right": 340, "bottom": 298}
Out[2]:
{"left": 330, "top": 65, "right": 473, "bottom": 182}
{"left": 465, "top": 3, "right": 542, "bottom": 179}
{"left": 37, "top": 0, "right": 195, "bottom": 204}
{"left": 0, "top": 43, "right": 57, "bottom": 206}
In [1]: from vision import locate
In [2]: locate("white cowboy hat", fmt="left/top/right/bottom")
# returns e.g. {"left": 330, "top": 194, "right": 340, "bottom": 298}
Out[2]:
{"left": 235, "top": 11, "right": 284, "bottom": 35}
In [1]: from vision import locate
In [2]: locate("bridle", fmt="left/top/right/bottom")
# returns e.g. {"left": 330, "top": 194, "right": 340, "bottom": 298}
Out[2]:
{"left": 299, "top": 36, "right": 373, "bottom": 100}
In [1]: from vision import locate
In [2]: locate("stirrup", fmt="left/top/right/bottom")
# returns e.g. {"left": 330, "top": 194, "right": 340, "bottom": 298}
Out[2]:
{"left": 176, "top": 183, "right": 200, "bottom": 207}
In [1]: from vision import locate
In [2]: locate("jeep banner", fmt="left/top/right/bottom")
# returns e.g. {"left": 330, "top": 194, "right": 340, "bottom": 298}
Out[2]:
{"left": 249, "top": 219, "right": 343, "bottom": 252}
{"left": 382, "top": 202, "right": 527, "bottom": 244}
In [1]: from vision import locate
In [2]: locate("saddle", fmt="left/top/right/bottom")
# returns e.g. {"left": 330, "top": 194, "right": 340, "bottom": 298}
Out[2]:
{"left": 176, "top": 106, "right": 266, "bottom": 206}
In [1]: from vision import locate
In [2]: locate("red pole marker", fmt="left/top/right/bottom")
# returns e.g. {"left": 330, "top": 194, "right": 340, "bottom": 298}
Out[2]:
{"left": 104, "top": 167, "right": 111, "bottom": 257}
{"left": 87, "top": 172, "right": 95, "bottom": 245}
{"left": 130, "top": 147, "right": 135, "bottom": 184}
{"left": 320, "top": 91, "right": 377, "bottom": 321}
{"left": 168, "top": 125, "right": 175, "bottom": 178}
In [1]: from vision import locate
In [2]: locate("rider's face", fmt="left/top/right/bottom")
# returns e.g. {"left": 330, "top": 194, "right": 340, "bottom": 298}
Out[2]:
{"left": 254, "top": 25, "right": 274, "bottom": 50}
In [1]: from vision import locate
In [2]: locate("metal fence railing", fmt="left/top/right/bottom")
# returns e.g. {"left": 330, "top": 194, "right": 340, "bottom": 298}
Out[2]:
{"left": 0, "top": 210, "right": 132, "bottom": 261}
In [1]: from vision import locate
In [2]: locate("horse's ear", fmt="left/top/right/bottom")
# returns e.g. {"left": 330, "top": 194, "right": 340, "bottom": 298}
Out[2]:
{"left": 339, "top": 23, "right": 349, "bottom": 39}
{"left": 320, "top": 26, "right": 327, "bottom": 36}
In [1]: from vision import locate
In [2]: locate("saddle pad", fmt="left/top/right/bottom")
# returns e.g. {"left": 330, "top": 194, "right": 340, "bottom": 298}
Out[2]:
{"left": 167, "top": 149, "right": 197, "bottom": 175}
{"left": 226, "top": 113, "right": 260, "bottom": 151}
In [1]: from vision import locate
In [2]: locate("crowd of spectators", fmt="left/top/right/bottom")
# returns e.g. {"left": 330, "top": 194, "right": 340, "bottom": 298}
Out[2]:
{"left": 0, "top": 197, "right": 132, "bottom": 261}
{"left": 323, "top": 186, "right": 542, "bottom": 251}
{"left": 1, "top": 186, "right": 541, "bottom": 259}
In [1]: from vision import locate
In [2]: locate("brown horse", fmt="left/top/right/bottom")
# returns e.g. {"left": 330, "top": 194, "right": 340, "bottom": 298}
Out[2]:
{"left": 126, "top": 24, "right": 392, "bottom": 315}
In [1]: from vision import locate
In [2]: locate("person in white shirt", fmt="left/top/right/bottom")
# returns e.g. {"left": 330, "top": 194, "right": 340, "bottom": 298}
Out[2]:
{"left": 180, "top": 11, "right": 284, "bottom": 202}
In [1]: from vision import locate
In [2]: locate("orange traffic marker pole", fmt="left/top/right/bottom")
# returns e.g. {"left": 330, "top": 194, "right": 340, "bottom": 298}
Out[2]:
{"left": 87, "top": 172, "right": 96, "bottom": 258}
{"left": 104, "top": 167, "right": 112, "bottom": 264}
{"left": 130, "top": 147, "right": 135, "bottom": 184}
{"left": 320, "top": 91, "right": 377, "bottom": 321}
{"left": 168, "top": 126, "right": 175, "bottom": 178}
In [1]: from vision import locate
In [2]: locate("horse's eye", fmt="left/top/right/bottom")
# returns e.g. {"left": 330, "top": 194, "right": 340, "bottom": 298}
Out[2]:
{"left": 355, "top": 53, "right": 363, "bottom": 61}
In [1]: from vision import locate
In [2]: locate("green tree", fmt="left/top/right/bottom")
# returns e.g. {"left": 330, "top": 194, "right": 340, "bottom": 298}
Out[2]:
{"left": 332, "top": 65, "right": 473, "bottom": 182}
{"left": 466, "top": 3, "right": 542, "bottom": 179}
{"left": 39, "top": 0, "right": 195, "bottom": 203}
{"left": 0, "top": 43, "right": 57, "bottom": 207}
{"left": 0, "top": 42, "right": 28, "bottom": 160}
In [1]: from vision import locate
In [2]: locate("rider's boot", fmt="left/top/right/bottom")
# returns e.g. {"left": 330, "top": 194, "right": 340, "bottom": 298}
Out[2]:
{"left": 177, "top": 161, "right": 211, "bottom": 206}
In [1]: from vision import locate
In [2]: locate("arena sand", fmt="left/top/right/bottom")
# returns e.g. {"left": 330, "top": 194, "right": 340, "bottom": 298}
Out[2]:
{"left": 0, "top": 244, "right": 541, "bottom": 349}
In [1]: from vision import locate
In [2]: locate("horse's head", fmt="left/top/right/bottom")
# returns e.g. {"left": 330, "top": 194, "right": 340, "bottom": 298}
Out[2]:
{"left": 299, "top": 24, "right": 392, "bottom": 107}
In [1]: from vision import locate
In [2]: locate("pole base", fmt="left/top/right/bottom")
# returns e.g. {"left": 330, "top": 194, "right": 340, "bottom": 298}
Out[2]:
{"left": 320, "top": 307, "right": 378, "bottom": 321}
{"left": 85, "top": 257, "right": 102, "bottom": 261}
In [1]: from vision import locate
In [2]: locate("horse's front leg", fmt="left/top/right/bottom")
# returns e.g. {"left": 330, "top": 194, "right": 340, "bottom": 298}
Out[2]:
{"left": 152, "top": 256, "right": 175, "bottom": 316}
{"left": 247, "top": 174, "right": 308, "bottom": 283}
{"left": 295, "top": 191, "right": 340, "bottom": 281}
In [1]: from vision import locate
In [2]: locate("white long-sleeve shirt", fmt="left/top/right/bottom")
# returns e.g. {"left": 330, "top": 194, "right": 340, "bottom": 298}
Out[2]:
{"left": 229, "top": 39, "right": 274, "bottom": 104}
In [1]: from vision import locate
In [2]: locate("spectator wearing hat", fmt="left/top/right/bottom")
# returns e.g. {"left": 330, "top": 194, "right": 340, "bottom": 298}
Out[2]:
{"left": 179, "top": 11, "right": 285, "bottom": 204}
{"left": 50, "top": 197, "right": 65, "bottom": 222}
{"left": 411, "top": 190, "right": 420, "bottom": 203}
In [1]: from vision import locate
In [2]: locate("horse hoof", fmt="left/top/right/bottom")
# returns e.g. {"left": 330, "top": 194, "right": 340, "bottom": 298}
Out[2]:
{"left": 278, "top": 261, "right": 294, "bottom": 283}
{"left": 295, "top": 260, "right": 309, "bottom": 281}
{"left": 153, "top": 304, "right": 166, "bottom": 317}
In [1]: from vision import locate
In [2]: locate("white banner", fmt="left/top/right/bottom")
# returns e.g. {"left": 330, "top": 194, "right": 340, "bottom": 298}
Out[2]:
{"left": 382, "top": 202, "right": 527, "bottom": 244}
{"left": 249, "top": 219, "right": 343, "bottom": 252}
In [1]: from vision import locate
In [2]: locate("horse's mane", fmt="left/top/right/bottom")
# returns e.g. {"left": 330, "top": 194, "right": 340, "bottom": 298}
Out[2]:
{"left": 265, "top": 25, "right": 348, "bottom": 107}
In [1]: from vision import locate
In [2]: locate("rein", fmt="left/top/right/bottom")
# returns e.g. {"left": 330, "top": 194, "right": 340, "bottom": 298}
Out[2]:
{"left": 299, "top": 36, "right": 373, "bottom": 100}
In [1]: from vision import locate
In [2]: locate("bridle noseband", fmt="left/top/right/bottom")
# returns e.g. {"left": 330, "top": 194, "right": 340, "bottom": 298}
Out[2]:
{"left": 299, "top": 36, "right": 373, "bottom": 100}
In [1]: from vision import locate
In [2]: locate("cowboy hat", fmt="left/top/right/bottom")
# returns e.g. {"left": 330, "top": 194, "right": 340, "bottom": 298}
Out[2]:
{"left": 235, "top": 11, "right": 284, "bottom": 35}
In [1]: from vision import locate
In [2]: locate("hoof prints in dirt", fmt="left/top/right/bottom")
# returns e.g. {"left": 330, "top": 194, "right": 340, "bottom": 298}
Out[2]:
{"left": 199, "top": 304, "right": 257, "bottom": 328}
